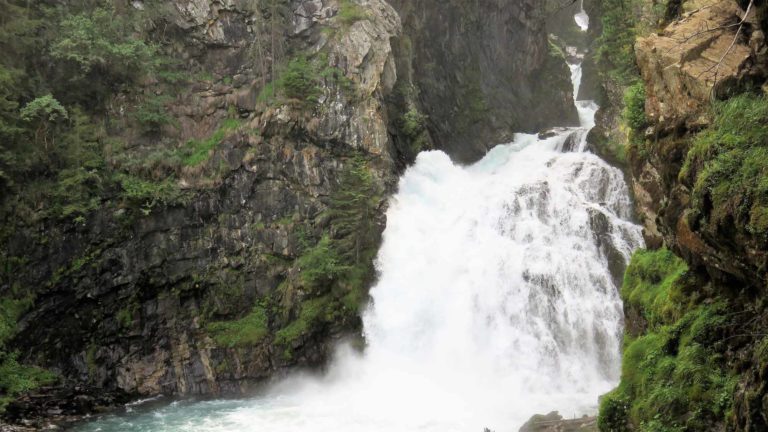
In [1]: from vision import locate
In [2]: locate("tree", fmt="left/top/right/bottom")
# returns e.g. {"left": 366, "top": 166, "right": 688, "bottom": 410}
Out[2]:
{"left": 20, "top": 95, "right": 68, "bottom": 153}
{"left": 328, "top": 157, "right": 380, "bottom": 265}
{"left": 50, "top": 6, "right": 156, "bottom": 104}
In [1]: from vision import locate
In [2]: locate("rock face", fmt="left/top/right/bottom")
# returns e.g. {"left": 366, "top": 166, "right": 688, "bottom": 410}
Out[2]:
{"left": 1, "top": 0, "right": 579, "bottom": 425}
{"left": 635, "top": 0, "right": 765, "bottom": 132}
{"left": 621, "top": 0, "right": 768, "bottom": 430}
{"left": 4, "top": 0, "right": 403, "bottom": 417}
{"left": 387, "top": 0, "right": 579, "bottom": 163}
{"left": 630, "top": 0, "right": 768, "bottom": 282}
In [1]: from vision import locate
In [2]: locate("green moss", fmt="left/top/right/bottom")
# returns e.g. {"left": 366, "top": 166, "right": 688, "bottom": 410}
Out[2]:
{"left": 622, "top": 248, "right": 688, "bottom": 328}
{"left": 680, "top": 94, "right": 768, "bottom": 237}
{"left": 274, "top": 295, "right": 334, "bottom": 346}
{"left": 206, "top": 303, "right": 269, "bottom": 348}
{"left": 182, "top": 118, "right": 241, "bottom": 167}
{"left": 599, "top": 249, "right": 736, "bottom": 432}
{"left": 338, "top": 0, "right": 369, "bottom": 26}
{"left": 116, "top": 300, "right": 139, "bottom": 329}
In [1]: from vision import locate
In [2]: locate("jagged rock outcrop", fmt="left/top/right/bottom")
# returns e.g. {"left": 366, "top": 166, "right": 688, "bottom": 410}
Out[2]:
{"left": 635, "top": 0, "right": 766, "bottom": 132}
{"left": 614, "top": 0, "right": 768, "bottom": 430}
{"left": 3, "top": 0, "right": 403, "bottom": 423}
{"left": 630, "top": 0, "right": 768, "bottom": 282}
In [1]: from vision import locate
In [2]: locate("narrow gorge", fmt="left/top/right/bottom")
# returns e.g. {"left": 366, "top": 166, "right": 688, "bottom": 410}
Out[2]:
{"left": 1, "top": 0, "right": 768, "bottom": 431}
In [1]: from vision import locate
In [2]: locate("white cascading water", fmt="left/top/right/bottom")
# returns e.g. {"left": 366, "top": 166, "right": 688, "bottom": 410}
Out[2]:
{"left": 76, "top": 8, "right": 643, "bottom": 432}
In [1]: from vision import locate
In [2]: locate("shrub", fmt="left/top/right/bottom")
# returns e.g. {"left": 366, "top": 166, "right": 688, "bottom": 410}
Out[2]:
{"left": 622, "top": 81, "right": 647, "bottom": 132}
{"left": 134, "top": 95, "right": 176, "bottom": 133}
{"left": 0, "top": 295, "right": 55, "bottom": 412}
{"left": 274, "top": 295, "right": 334, "bottom": 346}
{"left": 281, "top": 57, "right": 321, "bottom": 102}
{"left": 116, "top": 173, "right": 189, "bottom": 210}
{"left": 595, "top": 0, "right": 640, "bottom": 84}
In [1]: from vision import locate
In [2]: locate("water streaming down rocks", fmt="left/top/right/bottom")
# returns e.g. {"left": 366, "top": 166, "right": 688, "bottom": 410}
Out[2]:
{"left": 74, "top": 8, "right": 643, "bottom": 432}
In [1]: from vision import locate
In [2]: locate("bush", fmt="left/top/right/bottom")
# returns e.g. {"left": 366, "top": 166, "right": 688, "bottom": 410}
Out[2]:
{"left": 0, "top": 295, "right": 55, "bottom": 412}
{"left": 116, "top": 173, "right": 189, "bottom": 210}
{"left": 281, "top": 57, "right": 321, "bottom": 102}
{"left": 50, "top": 7, "right": 155, "bottom": 84}
{"left": 623, "top": 81, "right": 647, "bottom": 132}
{"left": 134, "top": 95, "right": 176, "bottom": 133}
{"left": 598, "top": 387, "right": 631, "bottom": 432}
{"left": 274, "top": 295, "right": 337, "bottom": 346}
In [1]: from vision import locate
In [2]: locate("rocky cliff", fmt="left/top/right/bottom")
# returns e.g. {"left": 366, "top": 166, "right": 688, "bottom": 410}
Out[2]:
{"left": 592, "top": 0, "right": 768, "bottom": 430}
{"left": 0, "top": 0, "right": 577, "bottom": 426}
{"left": 386, "top": 0, "right": 579, "bottom": 163}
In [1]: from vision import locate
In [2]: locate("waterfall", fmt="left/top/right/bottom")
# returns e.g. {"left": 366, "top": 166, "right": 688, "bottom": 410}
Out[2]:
{"left": 75, "top": 8, "right": 643, "bottom": 432}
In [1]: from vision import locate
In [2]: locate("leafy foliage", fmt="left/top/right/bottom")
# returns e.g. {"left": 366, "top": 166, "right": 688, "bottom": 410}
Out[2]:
{"left": 623, "top": 81, "right": 647, "bottom": 132}
{"left": 50, "top": 7, "right": 155, "bottom": 85}
{"left": 134, "top": 95, "right": 176, "bottom": 134}
{"left": 274, "top": 156, "right": 381, "bottom": 346}
{"left": 595, "top": 0, "right": 640, "bottom": 85}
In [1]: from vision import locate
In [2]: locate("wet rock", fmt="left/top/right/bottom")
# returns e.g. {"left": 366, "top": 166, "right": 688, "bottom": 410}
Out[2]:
{"left": 387, "top": 0, "right": 579, "bottom": 163}
{"left": 519, "top": 412, "right": 597, "bottom": 432}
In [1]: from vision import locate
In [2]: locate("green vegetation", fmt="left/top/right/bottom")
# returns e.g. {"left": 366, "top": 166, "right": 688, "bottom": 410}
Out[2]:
{"left": 258, "top": 54, "right": 353, "bottom": 107}
{"left": 275, "top": 156, "right": 381, "bottom": 346}
{"left": 207, "top": 304, "right": 270, "bottom": 348}
{"left": 134, "top": 95, "right": 177, "bottom": 134}
{"left": 0, "top": 295, "right": 56, "bottom": 412}
{"left": 338, "top": 0, "right": 369, "bottom": 26}
{"left": 594, "top": 0, "right": 641, "bottom": 85}
{"left": 623, "top": 81, "right": 647, "bottom": 132}
{"left": 400, "top": 107, "right": 429, "bottom": 155}
{"left": 0, "top": 0, "right": 197, "bottom": 226}
{"left": 274, "top": 295, "right": 334, "bottom": 346}
{"left": 599, "top": 249, "right": 736, "bottom": 432}
{"left": 622, "top": 248, "right": 688, "bottom": 328}
{"left": 680, "top": 94, "right": 768, "bottom": 236}
{"left": 181, "top": 118, "right": 241, "bottom": 167}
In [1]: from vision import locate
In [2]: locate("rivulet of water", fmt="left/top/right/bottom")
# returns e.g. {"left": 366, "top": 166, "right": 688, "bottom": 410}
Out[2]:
{"left": 74, "top": 7, "right": 643, "bottom": 432}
